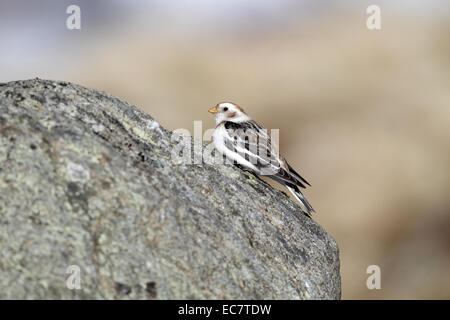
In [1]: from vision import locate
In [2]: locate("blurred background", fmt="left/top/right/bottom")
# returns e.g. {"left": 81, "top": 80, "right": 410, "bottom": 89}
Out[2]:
{"left": 1, "top": 0, "right": 449, "bottom": 299}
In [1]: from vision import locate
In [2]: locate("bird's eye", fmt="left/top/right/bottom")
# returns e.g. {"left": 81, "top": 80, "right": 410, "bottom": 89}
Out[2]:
{"left": 223, "top": 107, "right": 228, "bottom": 112}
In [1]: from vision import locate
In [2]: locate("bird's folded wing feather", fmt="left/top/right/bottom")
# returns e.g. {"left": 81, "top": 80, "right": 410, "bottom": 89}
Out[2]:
{"left": 222, "top": 120, "right": 308, "bottom": 189}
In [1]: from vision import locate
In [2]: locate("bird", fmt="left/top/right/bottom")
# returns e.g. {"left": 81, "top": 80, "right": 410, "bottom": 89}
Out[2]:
{"left": 208, "top": 102, "right": 315, "bottom": 217}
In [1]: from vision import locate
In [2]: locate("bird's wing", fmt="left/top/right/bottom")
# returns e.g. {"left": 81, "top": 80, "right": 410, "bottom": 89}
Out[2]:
{"left": 286, "top": 162, "right": 311, "bottom": 187}
{"left": 222, "top": 120, "right": 308, "bottom": 189}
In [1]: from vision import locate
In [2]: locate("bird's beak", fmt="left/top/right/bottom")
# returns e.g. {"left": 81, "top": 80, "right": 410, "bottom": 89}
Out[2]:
{"left": 208, "top": 106, "right": 218, "bottom": 114}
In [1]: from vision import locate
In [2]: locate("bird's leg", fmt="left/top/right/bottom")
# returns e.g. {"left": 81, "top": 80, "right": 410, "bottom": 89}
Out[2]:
{"left": 233, "top": 163, "right": 260, "bottom": 183}
{"left": 234, "top": 163, "right": 251, "bottom": 172}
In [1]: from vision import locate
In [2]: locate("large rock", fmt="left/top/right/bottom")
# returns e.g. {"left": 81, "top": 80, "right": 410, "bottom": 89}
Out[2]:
{"left": 0, "top": 79, "right": 340, "bottom": 299}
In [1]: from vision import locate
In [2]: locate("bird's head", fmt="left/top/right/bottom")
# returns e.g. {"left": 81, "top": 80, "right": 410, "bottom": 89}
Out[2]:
{"left": 208, "top": 102, "right": 250, "bottom": 125}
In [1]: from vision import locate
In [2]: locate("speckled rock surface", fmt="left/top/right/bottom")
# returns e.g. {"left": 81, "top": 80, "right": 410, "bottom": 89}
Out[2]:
{"left": 0, "top": 79, "right": 340, "bottom": 299}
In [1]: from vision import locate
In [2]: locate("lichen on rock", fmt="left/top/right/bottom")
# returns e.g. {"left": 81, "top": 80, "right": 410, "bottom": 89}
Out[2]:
{"left": 0, "top": 79, "right": 341, "bottom": 299}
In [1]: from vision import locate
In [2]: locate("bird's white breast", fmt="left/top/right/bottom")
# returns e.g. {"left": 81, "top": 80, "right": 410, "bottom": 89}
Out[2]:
{"left": 213, "top": 123, "right": 259, "bottom": 172}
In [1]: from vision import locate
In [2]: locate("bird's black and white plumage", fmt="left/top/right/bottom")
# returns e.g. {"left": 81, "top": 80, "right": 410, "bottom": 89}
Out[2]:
{"left": 208, "top": 102, "right": 315, "bottom": 217}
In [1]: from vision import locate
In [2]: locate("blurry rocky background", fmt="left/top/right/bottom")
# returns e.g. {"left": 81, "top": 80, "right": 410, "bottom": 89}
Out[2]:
{"left": 1, "top": 0, "right": 449, "bottom": 299}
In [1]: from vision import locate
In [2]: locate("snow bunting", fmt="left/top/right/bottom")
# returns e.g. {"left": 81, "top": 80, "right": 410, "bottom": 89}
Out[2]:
{"left": 208, "top": 102, "right": 315, "bottom": 217}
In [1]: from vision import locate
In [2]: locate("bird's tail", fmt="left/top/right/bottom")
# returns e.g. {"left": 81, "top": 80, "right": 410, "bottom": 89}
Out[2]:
{"left": 286, "top": 186, "right": 315, "bottom": 217}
